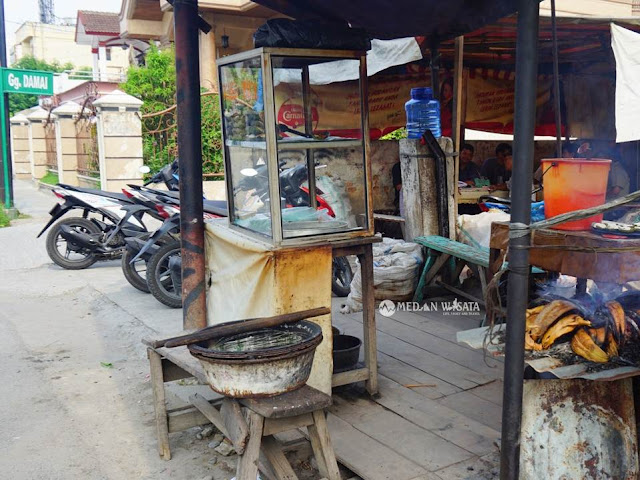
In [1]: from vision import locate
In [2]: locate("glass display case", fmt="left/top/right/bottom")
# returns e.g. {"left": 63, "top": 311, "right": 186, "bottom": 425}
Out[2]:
{"left": 217, "top": 48, "right": 373, "bottom": 246}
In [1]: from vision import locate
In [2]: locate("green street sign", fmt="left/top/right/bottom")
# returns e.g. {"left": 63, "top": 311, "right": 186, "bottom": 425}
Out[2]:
{"left": 1, "top": 68, "right": 54, "bottom": 95}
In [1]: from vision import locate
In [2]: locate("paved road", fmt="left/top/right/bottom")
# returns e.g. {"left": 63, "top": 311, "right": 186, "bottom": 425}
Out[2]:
{"left": 0, "top": 181, "right": 228, "bottom": 480}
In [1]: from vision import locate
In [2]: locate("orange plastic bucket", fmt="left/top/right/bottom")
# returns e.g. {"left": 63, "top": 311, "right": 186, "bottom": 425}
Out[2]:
{"left": 541, "top": 158, "right": 611, "bottom": 231}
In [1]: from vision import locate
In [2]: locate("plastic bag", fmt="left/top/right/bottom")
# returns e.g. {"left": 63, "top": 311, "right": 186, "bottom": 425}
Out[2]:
{"left": 254, "top": 19, "right": 371, "bottom": 51}
{"left": 341, "top": 237, "right": 423, "bottom": 313}
{"left": 458, "top": 211, "right": 510, "bottom": 250}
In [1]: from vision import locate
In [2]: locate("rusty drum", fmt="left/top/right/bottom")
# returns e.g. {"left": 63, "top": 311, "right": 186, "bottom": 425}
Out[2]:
{"left": 520, "top": 379, "right": 639, "bottom": 479}
{"left": 188, "top": 320, "right": 323, "bottom": 398}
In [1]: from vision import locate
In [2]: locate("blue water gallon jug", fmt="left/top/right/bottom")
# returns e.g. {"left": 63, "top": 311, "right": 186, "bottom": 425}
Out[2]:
{"left": 405, "top": 87, "right": 441, "bottom": 139}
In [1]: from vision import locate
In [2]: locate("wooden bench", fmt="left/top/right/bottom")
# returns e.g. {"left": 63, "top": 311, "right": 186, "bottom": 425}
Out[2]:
{"left": 412, "top": 234, "right": 546, "bottom": 307}
{"left": 145, "top": 342, "right": 340, "bottom": 480}
{"left": 412, "top": 235, "right": 490, "bottom": 305}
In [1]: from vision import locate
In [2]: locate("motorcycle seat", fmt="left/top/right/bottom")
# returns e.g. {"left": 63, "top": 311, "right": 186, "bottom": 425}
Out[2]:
{"left": 57, "top": 184, "right": 131, "bottom": 202}
{"left": 203, "top": 199, "right": 227, "bottom": 217}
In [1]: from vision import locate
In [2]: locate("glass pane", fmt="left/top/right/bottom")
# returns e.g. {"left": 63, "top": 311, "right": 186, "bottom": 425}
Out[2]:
{"left": 220, "top": 57, "right": 271, "bottom": 237}
{"left": 278, "top": 147, "right": 367, "bottom": 239}
{"left": 220, "top": 57, "right": 266, "bottom": 144}
{"left": 272, "top": 56, "right": 362, "bottom": 142}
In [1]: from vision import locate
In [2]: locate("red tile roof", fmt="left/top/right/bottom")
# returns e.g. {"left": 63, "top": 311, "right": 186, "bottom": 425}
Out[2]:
{"left": 77, "top": 10, "right": 120, "bottom": 35}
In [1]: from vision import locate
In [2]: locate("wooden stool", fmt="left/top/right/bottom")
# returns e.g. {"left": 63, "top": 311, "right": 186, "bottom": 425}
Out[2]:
{"left": 222, "top": 385, "right": 341, "bottom": 480}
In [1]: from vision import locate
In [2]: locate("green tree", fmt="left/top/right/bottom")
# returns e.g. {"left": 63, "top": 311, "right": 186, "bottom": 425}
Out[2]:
{"left": 120, "top": 45, "right": 222, "bottom": 175}
{"left": 8, "top": 56, "right": 74, "bottom": 116}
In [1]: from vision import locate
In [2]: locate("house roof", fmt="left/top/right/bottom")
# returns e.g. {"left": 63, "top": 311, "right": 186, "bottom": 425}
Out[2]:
{"left": 77, "top": 10, "right": 121, "bottom": 35}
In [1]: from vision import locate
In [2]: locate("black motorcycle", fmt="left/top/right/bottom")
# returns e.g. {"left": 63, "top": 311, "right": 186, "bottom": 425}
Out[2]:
{"left": 38, "top": 162, "right": 179, "bottom": 270}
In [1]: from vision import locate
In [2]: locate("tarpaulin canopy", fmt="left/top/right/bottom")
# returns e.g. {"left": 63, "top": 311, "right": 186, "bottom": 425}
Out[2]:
{"left": 251, "top": 0, "right": 526, "bottom": 41}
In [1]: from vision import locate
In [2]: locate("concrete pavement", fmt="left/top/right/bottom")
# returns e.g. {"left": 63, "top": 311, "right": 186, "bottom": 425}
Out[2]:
{"left": 0, "top": 180, "right": 229, "bottom": 479}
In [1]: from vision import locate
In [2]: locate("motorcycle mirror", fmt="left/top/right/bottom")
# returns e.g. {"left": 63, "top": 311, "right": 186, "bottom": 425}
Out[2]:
{"left": 139, "top": 165, "right": 151, "bottom": 174}
{"left": 240, "top": 168, "right": 258, "bottom": 177}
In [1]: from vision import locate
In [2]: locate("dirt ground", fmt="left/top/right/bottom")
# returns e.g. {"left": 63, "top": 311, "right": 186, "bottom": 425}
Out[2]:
{"left": 0, "top": 181, "right": 246, "bottom": 480}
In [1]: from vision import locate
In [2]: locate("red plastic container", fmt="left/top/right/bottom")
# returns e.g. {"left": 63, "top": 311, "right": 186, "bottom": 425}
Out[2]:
{"left": 541, "top": 158, "right": 611, "bottom": 231}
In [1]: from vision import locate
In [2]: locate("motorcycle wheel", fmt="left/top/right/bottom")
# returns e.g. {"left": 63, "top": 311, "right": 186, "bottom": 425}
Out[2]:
{"left": 121, "top": 248, "right": 150, "bottom": 293}
{"left": 332, "top": 256, "right": 353, "bottom": 297}
{"left": 45, "top": 217, "right": 100, "bottom": 270}
{"left": 146, "top": 241, "right": 182, "bottom": 308}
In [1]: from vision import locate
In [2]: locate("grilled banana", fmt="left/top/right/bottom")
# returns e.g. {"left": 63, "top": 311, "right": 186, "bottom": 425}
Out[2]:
{"left": 571, "top": 328, "right": 609, "bottom": 363}
{"left": 541, "top": 314, "right": 591, "bottom": 349}
{"left": 587, "top": 327, "right": 607, "bottom": 346}
{"left": 606, "top": 301, "right": 627, "bottom": 343}
{"left": 606, "top": 331, "right": 619, "bottom": 358}
{"left": 524, "top": 331, "right": 543, "bottom": 351}
{"left": 529, "top": 300, "right": 579, "bottom": 341}
{"left": 526, "top": 305, "right": 545, "bottom": 317}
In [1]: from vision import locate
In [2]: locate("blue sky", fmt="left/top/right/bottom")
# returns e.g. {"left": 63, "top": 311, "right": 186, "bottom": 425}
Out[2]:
{"left": 5, "top": 0, "right": 123, "bottom": 61}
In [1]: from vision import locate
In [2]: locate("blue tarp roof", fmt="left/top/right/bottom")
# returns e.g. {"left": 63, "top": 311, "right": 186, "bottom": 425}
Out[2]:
{"left": 252, "top": 0, "right": 528, "bottom": 41}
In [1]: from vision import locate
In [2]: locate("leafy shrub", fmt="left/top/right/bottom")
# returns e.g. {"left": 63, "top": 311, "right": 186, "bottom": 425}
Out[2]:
{"left": 121, "top": 45, "right": 223, "bottom": 176}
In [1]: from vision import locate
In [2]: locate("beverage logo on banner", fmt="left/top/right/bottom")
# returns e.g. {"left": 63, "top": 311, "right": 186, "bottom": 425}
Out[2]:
{"left": 277, "top": 101, "right": 319, "bottom": 129}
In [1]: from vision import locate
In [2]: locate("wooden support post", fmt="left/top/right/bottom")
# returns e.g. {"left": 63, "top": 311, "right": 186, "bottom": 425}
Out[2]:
{"left": 262, "top": 436, "right": 299, "bottom": 480}
{"left": 221, "top": 398, "right": 250, "bottom": 454}
{"left": 307, "top": 411, "right": 341, "bottom": 480}
{"left": 236, "top": 410, "right": 264, "bottom": 480}
{"left": 189, "top": 393, "right": 230, "bottom": 439}
{"left": 452, "top": 36, "right": 465, "bottom": 214}
{"left": 148, "top": 348, "right": 171, "bottom": 460}
{"left": 358, "top": 243, "right": 378, "bottom": 395}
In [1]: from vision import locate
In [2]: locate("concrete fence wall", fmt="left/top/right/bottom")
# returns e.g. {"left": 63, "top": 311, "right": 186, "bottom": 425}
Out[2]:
{"left": 10, "top": 90, "right": 146, "bottom": 192}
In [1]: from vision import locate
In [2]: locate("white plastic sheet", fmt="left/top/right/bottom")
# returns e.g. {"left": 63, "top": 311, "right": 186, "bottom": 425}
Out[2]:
{"left": 611, "top": 23, "right": 640, "bottom": 142}
{"left": 274, "top": 37, "right": 422, "bottom": 86}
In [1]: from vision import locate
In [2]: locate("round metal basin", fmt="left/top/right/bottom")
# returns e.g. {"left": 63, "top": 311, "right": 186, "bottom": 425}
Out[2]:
{"left": 188, "top": 320, "right": 323, "bottom": 398}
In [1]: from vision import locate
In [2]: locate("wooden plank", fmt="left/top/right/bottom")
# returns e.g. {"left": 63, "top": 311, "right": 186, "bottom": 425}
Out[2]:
{"left": 422, "top": 253, "right": 452, "bottom": 286}
{"left": 330, "top": 397, "right": 474, "bottom": 472}
{"left": 262, "top": 436, "right": 299, "bottom": 480}
{"left": 147, "top": 348, "right": 171, "bottom": 460}
{"left": 467, "top": 380, "right": 503, "bottom": 406}
{"left": 452, "top": 35, "right": 464, "bottom": 213}
{"left": 373, "top": 376, "right": 500, "bottom": 456}
{"left": 168, "top": 406, "right": 211, "bottom": 433}
{"left": 221, "top": 398, "right": 249, "bottom": 455}
{"left": 308, "top": 411, "right": 342, "bottom": 480}
{"left": 155, "top": 346, "right": 208, "bottom": 383}
{"left": 377, "top": 354, "right": 460, "bottom": 400}
{"left": 434, "top": 280, "right": 485, "bottom": 306}
{"left": 373, "top": 213, "right": 405, "bottom": 223}
{"left": 435, "top": 390, "right": 503, "bottom": 432}
{"left": 236, "top": 410, "right": 264, "bottom": 480}
{"left": 189, "top": 393, "right": 230, "bottom": 438}
{"left": 161, "top": 358, "right": 193, "bottom": 382}
{"left": 263, "top": 413, "right": 314, "bottom": 436}
{"left": 337, "top": 314, "right": 493, "bottom": 390}
{"left": 326, "top": 413, "right": 428, "bottom": 480}
{"left": 358, "top": 244, "right": 379, "bottom": 395}
{"left": 331, "top": 367, "right": 369, "bottom": 387}
{"left": 331, "top": 315, "right": 461, "bottom": 399}
{"left": 368, "top": 313, "right": 501, "bottom": 378}
{"left": 241, "top": 386, "right": 331, "bottom": 419}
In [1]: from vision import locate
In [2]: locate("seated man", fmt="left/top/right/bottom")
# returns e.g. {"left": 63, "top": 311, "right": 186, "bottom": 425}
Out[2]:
{"left": 481, "top": 142, "right": 512, "bottom": 191}
{"left": 459, "top": 143, "right": 481, "bottom": 185}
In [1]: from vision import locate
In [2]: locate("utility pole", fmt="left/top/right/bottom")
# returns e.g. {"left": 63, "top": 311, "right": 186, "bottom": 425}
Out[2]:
{"left": 0, "top": 0, "right": 14, "bottom": 210}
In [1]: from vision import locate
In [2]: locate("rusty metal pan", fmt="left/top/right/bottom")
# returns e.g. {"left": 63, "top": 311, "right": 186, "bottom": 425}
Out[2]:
{"left": 188, "top": 320, "right": 322, "bottom": 361}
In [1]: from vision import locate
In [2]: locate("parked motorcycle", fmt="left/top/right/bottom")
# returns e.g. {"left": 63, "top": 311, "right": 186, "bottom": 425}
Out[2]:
{"left": 133, "top": 161, "right": 354, "bottom": 308}
{"left": 38, "top": 162, "right": 179, "bottom": 270}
